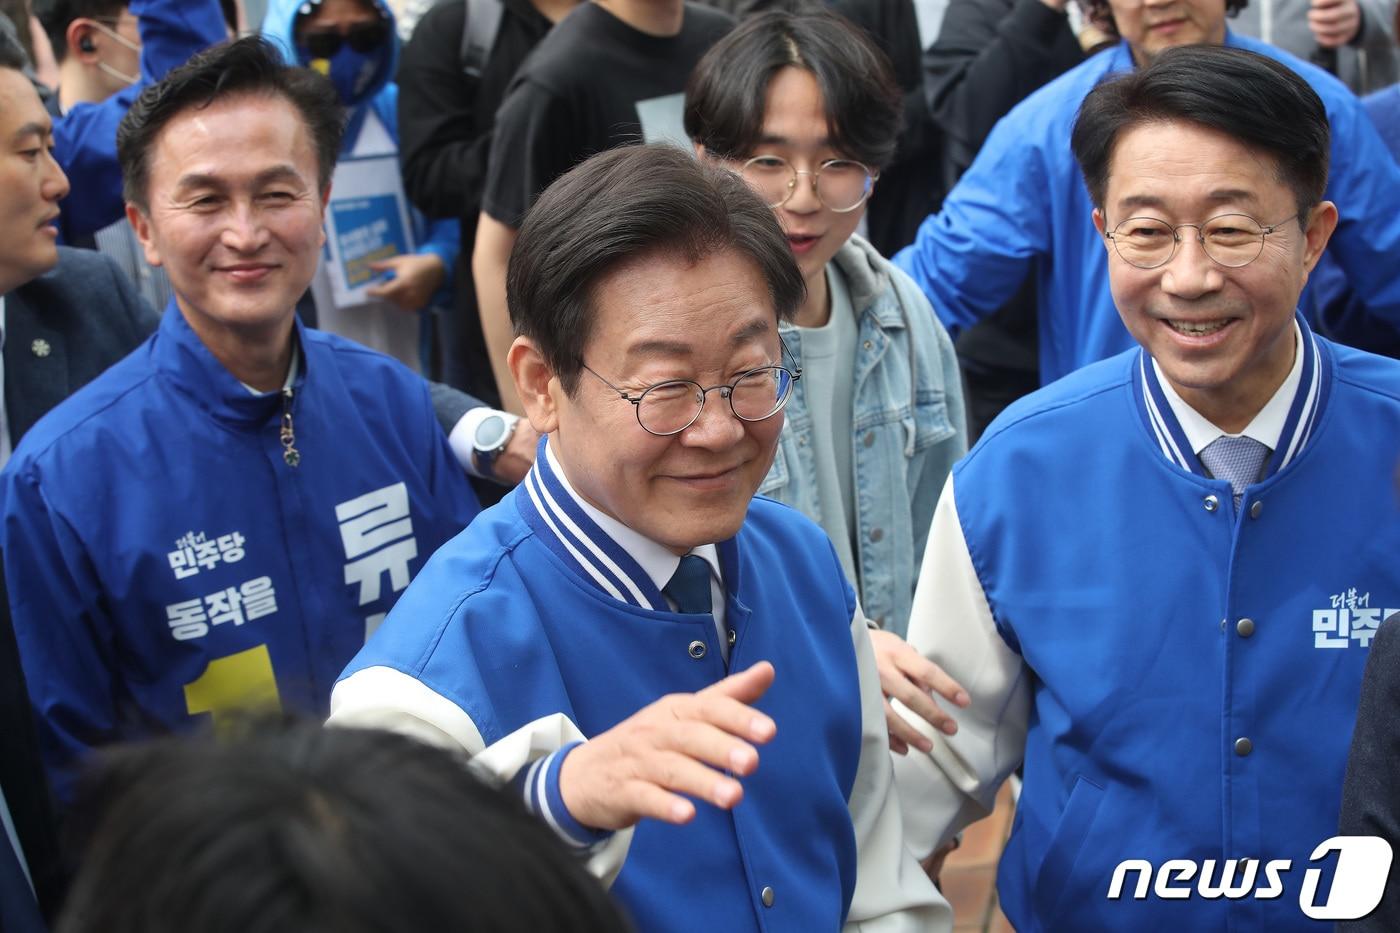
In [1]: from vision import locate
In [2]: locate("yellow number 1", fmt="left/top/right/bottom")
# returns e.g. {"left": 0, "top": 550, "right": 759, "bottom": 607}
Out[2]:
{"left": 183, "top": 644, "right": 283, "bottom": 731}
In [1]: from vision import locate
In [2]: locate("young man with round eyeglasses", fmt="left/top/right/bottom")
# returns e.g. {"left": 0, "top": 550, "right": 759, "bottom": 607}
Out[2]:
{"left": 683, "top": 10, "right": 971, "bottom": 761}
{"left": 330, "top": 143, "right": 951, "bottom": 932}
{"left": 892, "top": 46, "right": 1400, "bottom": 930}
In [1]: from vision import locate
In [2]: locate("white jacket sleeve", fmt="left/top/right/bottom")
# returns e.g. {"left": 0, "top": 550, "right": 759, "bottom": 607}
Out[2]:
{"left": 843, "top": 608, "right": 954, "bottom": 932}
{"left": 328, "top": 666, "right": 634, "bottom": 883}
{"left": 891, "top": 474, "right": 1031, "bottom": 860}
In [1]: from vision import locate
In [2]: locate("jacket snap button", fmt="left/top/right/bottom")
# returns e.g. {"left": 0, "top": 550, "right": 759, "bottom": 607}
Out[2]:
{"left": 687, "top": 640, "right": 706, "bottom": 660}
{"left": 1249, "top": 500, "right": 1263, "bottom": 519}
{"left": 870, "top": 527, "right": 884, "bottom": 543}
{"left": 1236, "top": 618, "right": 1255, "bottom": 638}
{"left": 1234, "top": 737, "right": 1252, "bottom": 756}
{"left": 727, "top": 629, "right": 736, "bottom": 646}
{"left": 1203, "top": 495, "right": 1219, "bottom": 513}
{"left": 761, "top": 886, "right": 775, "bottom": 908}
{"left": 862, "top": 340, "right": 873, "bottom": 351}
{"left": 863, "top": 432, "right": 876, "bottom": 448}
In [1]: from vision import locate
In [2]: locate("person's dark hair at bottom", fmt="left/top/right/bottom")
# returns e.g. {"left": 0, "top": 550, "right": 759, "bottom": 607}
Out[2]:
{"left": 57, "top": 718, "right": 631, "bottom": 933}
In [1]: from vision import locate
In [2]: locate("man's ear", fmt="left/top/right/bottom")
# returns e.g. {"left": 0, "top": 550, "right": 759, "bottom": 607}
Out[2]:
{"left": 66, "top": 20, "right": 100, "bottom": 62}
{"left": 1092, "top": 206, "right": 1108, "bottom": 241}
{"left": 126, "top": 202, "right": 163, "bottom": 267}
{"left": 508, "top": 336, "right": 560, "bottom": 435}
{"left": 1300, "top": 200, "right": 1338, "bottom": 276}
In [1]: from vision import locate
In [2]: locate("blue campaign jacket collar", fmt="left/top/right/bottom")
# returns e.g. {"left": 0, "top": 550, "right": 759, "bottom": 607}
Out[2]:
{"left": 152, "top": 299, "right": 309, "bottom": 429}
{"left": 1133, "top": 312, "right": 1330, "bottom": 484}
{"left": 514, "top": 436, "right": 747, "bottom": 615}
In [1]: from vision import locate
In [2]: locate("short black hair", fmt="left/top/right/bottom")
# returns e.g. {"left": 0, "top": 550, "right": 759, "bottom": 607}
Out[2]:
{"left": 57, "top": 719, "right": 631, "bottom": 933}
{"left": 1071, "top": 45, "right": 1329, "bottom": 219}
{"left": 34, "top": 0, "right": 126, "bottom": 63}
{"left": 684, "top": 8, "right": 902, "bottom": 169}
{"left": 117, "top": 35, "right": 344, "bottom": 210}
{"left": 507, "top": 143, "right": 806, "bottom": 395}
{"left": 1081, "top": 0, "right": 1248, "bottom": 42}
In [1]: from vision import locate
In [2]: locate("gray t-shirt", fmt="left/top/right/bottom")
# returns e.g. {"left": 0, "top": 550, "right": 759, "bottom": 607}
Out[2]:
{"left": 795, "top": 264, "right": 860, "bottom": 588}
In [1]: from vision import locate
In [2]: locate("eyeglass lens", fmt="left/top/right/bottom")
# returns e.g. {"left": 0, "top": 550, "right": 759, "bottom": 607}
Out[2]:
{"left": 302, "top": 21, "right": 388, "bottom": 58}
{"left": 1111, "top": 214, "right": 1271, "bottom": 269}
{"left": 638, "top": 368, "right": 794, "bottom": 435}
{"left": 740, "top": 157, "right": 872, "bottom": 213}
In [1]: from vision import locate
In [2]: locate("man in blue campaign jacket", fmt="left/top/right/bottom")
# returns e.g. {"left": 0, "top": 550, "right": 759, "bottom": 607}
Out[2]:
{"left": 894, "top": 0, "right": 1400, "bottom": 386}
{"left": 0, "top": 37, "right": 479, "bottom": 805}
{"left": 330, "top": 144, "right": 948, "bottom": 932}
{"left": 892, "top": 47, "right": 1400, "bottom": 931}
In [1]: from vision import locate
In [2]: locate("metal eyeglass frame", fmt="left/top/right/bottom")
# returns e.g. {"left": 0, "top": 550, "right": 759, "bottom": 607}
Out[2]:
{"left": 740, "top": 156, "right": 878, "bottom": 214}
{"left": 581, "top": 335, "right": 803, "bottom": 437}
{"left": 1102, "top": 213, "right": 1301, "bottom": 270}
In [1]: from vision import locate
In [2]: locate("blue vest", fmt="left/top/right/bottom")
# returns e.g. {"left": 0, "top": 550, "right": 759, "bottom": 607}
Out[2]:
{"left": 956, "top": 320, "right": 1400, "bottom": 931}
{"left": 343, "top": 447, "right": 864, "bottom": 932}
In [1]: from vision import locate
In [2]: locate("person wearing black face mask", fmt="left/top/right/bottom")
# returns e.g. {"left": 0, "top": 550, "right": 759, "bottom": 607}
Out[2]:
{"left": 261, "top": 0, "right": 462, "bottom": 377}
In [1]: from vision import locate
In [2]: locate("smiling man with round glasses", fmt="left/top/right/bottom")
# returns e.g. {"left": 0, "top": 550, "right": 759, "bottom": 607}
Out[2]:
{"left": 580, "top": 336, "right": 800, "bottom": 436}
{"left": 893, "top": 46, "right": 1400, "bottom": 931}
{"left": 330, "top": 143, "right": 948, "bottom": 932}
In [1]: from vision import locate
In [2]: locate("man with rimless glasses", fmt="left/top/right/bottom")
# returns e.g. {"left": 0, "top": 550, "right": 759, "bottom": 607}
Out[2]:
{"left": 330, "top": 143, "right": 949, "bottom": 932}
{"left": 892, "top": 46, "right": 1400, "bottom": 931}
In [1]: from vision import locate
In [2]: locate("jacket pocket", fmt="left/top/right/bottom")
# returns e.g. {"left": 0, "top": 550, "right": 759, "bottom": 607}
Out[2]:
{"left": 1031, "top": 775, "right": 1106, "bottom": 924}
{"left": 912, "top": 391, "right": 956, "bottom": 453}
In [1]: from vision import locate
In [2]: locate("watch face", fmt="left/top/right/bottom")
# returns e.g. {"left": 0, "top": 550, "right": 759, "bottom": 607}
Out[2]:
{"left": 474, "top": 414, "right": 508, "bottom": 451}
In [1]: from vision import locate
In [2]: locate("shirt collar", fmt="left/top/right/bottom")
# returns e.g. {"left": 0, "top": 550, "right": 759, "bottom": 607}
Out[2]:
{"left": 542, "top": 440, "right": 722, "bottom": 598}
{"left": 1136, "top": 313, "right": 1328, "bottom": 484}
{"left": 1152, "top": 321, "right": 1303, "bottom": 454}
{"left": 238, "top": 342, "right": 301, "bottom": 396}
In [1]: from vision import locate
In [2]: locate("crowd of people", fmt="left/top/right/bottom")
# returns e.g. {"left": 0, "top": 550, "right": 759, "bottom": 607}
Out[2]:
{"left": 0, "top": 0, "right": 1399, "bottom": 930}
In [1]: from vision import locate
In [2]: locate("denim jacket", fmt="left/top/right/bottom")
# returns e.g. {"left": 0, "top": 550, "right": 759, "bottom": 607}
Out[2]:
{"left": 760, "top": 235, "right": 966, "bottom": 636}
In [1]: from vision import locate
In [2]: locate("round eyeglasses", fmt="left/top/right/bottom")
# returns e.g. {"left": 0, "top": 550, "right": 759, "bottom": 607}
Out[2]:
{"left": 582, "top": 341, "right": 802, "bottom": 437}
{"left": 1103, "top": 213, "right": 1300, "bottom": 270}
{"left": 738, "top": 155, "right": 877, "bottom": 213}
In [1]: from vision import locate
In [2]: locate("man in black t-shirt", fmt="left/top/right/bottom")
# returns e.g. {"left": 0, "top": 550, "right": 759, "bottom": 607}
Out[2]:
{"left": 398, "top": 0, "right": 579, "bottom": 404}
{"left": 470, "top": 0, "right": 732, "bottom": 410}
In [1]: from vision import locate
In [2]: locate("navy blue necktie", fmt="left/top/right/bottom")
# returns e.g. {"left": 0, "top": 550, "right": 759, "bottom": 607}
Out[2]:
{"left": 664, "top": 555, "right": 713, "bottom": 616}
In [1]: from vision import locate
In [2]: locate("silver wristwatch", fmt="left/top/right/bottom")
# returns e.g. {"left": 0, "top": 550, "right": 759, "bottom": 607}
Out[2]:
{"left": 470, "top": 412, "right": 520, "bottom": 480}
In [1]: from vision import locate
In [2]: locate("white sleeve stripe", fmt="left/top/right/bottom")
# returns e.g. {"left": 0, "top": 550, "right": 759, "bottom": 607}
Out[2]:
{"left": 521, "top": 755, "right": 546, "bottom": 814}
{"left": 534, "top": 750, "right": 591, "bottom": 849}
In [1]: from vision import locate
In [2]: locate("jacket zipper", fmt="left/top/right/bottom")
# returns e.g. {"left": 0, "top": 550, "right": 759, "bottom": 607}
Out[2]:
{"left": 280, "top": 387, "right": 300, "bottom": 467}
